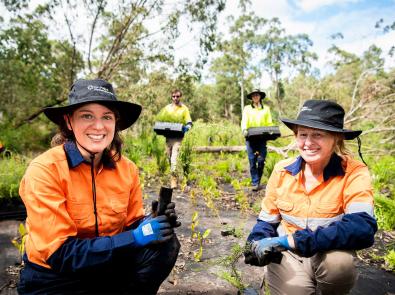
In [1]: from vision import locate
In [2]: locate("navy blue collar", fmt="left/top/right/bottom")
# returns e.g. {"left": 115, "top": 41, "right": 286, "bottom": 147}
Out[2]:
{"left": 63, "top": 141, "right": 116, "bottom": 169}
{"left": 284, "top": 154, "right": 345, "bottom": 181}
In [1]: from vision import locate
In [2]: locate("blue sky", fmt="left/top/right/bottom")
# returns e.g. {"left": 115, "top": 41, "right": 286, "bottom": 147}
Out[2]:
{"left": 1, "top": 0, "right": 394, "bottom": 84}
{"left": 216, "top": 0, "right": 395, "bottom": 74}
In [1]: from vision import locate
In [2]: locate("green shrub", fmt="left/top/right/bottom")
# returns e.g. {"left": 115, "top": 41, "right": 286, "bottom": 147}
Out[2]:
{"left": 123, "top": 136, "right": 144, "bottom": 166}
{"left": 384, "top": 249, "right": 395, "bottom": 272}
{"left": 0, "top": 155, "right": 28, "bottom": 199}
{"left": 374, "top": 195, "right": 395, "bottom": 230}
{"left": 178, "top": 131, "right": 194, "bottom": 178}
{"left": 190, "top": 120, "right": 244, "bottom": 147}
{"left": 371, "top": 156, "right": 395, "bottom": 199}
{"left": 1, "top": 122, "right": 51, "bottom": 154}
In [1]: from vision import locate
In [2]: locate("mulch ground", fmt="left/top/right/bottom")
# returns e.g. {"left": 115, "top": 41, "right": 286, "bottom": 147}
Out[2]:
{"left": 1, "top": 183, "right": 394, "bottom": 295}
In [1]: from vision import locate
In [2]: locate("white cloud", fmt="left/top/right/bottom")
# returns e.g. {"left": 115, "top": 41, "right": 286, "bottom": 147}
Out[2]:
{"left": 296, "top": 0, "right": 361, "bottom": 12}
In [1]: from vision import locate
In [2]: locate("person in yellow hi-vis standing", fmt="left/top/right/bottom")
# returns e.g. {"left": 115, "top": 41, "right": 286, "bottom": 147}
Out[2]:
{"left": 157, "top": 89, "right": 192, "bottom": 188}
{"left": 241, "top": 89, "right": 274, "bottom": 191}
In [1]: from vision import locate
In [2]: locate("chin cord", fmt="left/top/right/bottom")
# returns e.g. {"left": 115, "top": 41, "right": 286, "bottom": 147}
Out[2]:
{"left": 357, "top": 136, "right": 367, "bottom": 166}
{"left": 67, "top": 116, "right": 100, "bottom": 237}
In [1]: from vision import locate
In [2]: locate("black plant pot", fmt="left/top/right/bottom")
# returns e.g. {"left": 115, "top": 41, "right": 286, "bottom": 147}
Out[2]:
{"left": 0, "top": 197, "right": 26, "bottom": 221}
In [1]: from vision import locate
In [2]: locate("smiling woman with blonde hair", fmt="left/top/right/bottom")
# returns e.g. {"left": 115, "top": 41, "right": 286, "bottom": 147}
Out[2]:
{"left": 244, "top": 99, "right": 377, "bottom": 295}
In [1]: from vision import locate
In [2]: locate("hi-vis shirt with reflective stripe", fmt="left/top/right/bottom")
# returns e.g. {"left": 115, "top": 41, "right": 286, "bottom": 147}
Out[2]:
{"left": 19, "top": 143, "right": 144, "bottom": 269}
{"left": 241, "top": 104, "right": 274, "bottom": 131}
{"left": 156, "top": 103, "right": 192, "bottom": 125}
{"left": 259, "top": 155, "right": 374, "bottom": 236}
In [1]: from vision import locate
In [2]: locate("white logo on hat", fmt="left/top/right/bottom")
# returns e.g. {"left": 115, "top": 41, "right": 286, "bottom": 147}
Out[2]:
{"left": 87, "top": 85, "right": 113, "bottom": 95}
{"left": 300, "top": 106, "right": 312, "bottom": 112}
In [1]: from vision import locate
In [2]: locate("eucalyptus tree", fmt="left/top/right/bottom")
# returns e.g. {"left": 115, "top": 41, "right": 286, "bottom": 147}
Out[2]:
{"left": 210, "top": 14, "right": 266, "bottom": 120}
{"left": 0, "top": 0, "right": 226, "bottom": 130}
{"left": 254, "top": 18, "right": 317, "bottom": 115}
{"left": 0, "top": 13, "right": 84, "bottom": 127}
{"left": 307, "top": 44, "right": 395, "bottom": 155}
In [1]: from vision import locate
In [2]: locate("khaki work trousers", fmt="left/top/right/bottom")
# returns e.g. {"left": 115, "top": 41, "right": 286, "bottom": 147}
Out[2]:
{"left": 166, "top": 137, "right": 182, "bottom": 174}
{"left": 263, "top": 250, "right": 358, "bottom": 295}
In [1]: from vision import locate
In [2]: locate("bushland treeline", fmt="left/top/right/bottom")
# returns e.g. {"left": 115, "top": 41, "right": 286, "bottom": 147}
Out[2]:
{"left": 0, "top": 0, "right": 394, "bottom": 156}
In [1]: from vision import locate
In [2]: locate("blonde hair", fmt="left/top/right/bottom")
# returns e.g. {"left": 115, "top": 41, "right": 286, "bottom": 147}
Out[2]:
{"left": 333, "top": 133, "right": 352, "bottom": 157}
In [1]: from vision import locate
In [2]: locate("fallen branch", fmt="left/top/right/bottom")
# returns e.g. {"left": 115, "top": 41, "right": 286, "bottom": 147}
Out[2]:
{"left": 193, "top": 143, "right": 297, "bottom": 158}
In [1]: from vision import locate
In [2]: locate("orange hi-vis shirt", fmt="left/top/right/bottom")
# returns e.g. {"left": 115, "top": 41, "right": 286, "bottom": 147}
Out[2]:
{"left": 19, "top": 143, "right": 144, "bottom": 269}
{"left": 260, "top": 155, "right": 374, "bottom": 236}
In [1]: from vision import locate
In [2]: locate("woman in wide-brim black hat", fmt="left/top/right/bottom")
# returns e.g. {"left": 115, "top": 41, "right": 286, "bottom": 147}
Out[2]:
{"left": 18, "top": 79, "right": 181, "bottom": 294}
{"left": 245, "top": 99, "right": 377, "bottom": 295}
{"left": 241, "top": 88, "right": 274, "bottom": 191}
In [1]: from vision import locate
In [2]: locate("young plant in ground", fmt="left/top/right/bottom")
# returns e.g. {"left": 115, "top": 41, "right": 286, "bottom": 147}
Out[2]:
{"left": 11, "top": 223, "right": 27, "bottom": 264}
{"left": 190, "top": 211, "right": 211, "bottom": 262}
{"left": 218, "top": 243, "right": 248, "bottom": 291}
{"left": 231, "top": 179, "right": 250, "bottom": 213}
{"left": 150, "top": 135, "right": 168, "bottom": 175}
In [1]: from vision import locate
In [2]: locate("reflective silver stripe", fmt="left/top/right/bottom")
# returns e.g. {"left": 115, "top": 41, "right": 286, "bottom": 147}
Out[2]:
{"left": 281, "top": 212, "right": 344, "bottom": 231}
{"left": 258, "top": 210, "right": 281, "bottom": 223}
{"left": 280, "top": 213, "right": 307, "bottom": 228}
{"left": 346, "top": 202, "right": 374, "bottom": 217}
{"left": 306, "top": 214, "right": 344, "bottom": 230}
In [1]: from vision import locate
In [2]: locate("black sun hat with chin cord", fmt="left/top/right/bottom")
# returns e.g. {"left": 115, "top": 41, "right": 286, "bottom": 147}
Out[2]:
{"left": 43, "top": 79, "right": 142, "bottom": 130}
{"left": 280, "top": 99, "right": 361, "bottom": 140}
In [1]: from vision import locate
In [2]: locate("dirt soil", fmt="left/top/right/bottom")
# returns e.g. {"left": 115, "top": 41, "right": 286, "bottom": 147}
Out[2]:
{"left": 1, "top": 183, "right": 394, "bottom": 295}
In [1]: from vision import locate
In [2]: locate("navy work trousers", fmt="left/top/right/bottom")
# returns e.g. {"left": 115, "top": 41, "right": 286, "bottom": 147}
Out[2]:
{"left": 18, "top": 236, "right": 180, "bottom": 295}
{"left": 246, "top": 139, "right": 267, "bottom": 186}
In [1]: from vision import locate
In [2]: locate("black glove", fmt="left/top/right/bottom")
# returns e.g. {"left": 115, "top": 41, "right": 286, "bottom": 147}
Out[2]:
{"left": 151, "top": 200, "right": 181, "bottom": 228}
{"left": 244, "top": 241, "right": 283, "bottom": 267}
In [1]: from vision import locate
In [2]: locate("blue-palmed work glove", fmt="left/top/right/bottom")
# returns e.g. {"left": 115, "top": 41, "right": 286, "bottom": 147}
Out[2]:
{"left": 182, "top": 124, "right": 191, "bottom": 134}
{"left": 252, "top": 236, "right": 290, "bottom": 262}
{"left": 151, "top": 200, "right": 181, "bottom": 228}
{"left": 132, "top": 215, "right": 173, "bottom": 247}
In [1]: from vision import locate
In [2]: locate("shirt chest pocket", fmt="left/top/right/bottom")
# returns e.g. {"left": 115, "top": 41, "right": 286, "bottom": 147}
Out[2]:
{"left": 67, "top": 201, "right": 94, "bottom": 236}
{"left": 276, "top": 200, "right": 294, "bottom": 212}
{"left": 100, "top": 193, "right": 129, "bottom": 233}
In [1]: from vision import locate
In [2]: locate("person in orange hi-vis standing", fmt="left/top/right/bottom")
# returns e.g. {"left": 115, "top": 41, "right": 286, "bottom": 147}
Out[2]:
{"left": 244, "top": 99, "right": 377, "bottom": 295}
{"left": 18, "top": 79, "right": 181, "bottom": 294}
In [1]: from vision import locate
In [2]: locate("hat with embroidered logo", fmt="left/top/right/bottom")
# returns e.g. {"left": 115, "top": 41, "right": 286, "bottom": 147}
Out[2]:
{"left": 44, "top": 79, "right": 142, "bottom": 130}
{"left": 247, "top": 89, "right": 266, "bottom": 100}
{"left": 280, "top": 99, "right": 361, "bottom": 140}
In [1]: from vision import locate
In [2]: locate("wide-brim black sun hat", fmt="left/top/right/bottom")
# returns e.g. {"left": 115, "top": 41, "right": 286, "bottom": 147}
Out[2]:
{"left": 281, "top": 99, "right": 362, "bottom": 140}
{"left": 44, "top": 79, "right": 142, "bottom": 130}
{"left": 247, "top": 89, "right": 266, "bottom": 100}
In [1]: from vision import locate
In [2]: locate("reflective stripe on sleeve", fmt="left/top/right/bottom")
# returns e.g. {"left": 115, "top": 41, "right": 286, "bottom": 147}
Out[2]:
{"left": 258, "top": 210, "right": 281, "bottom": 223}
{"left": 281, "top": 212, "right": 344, "bottom": 231}
{"left": 346, "top": 202, "right": 374, "bottom": 217}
